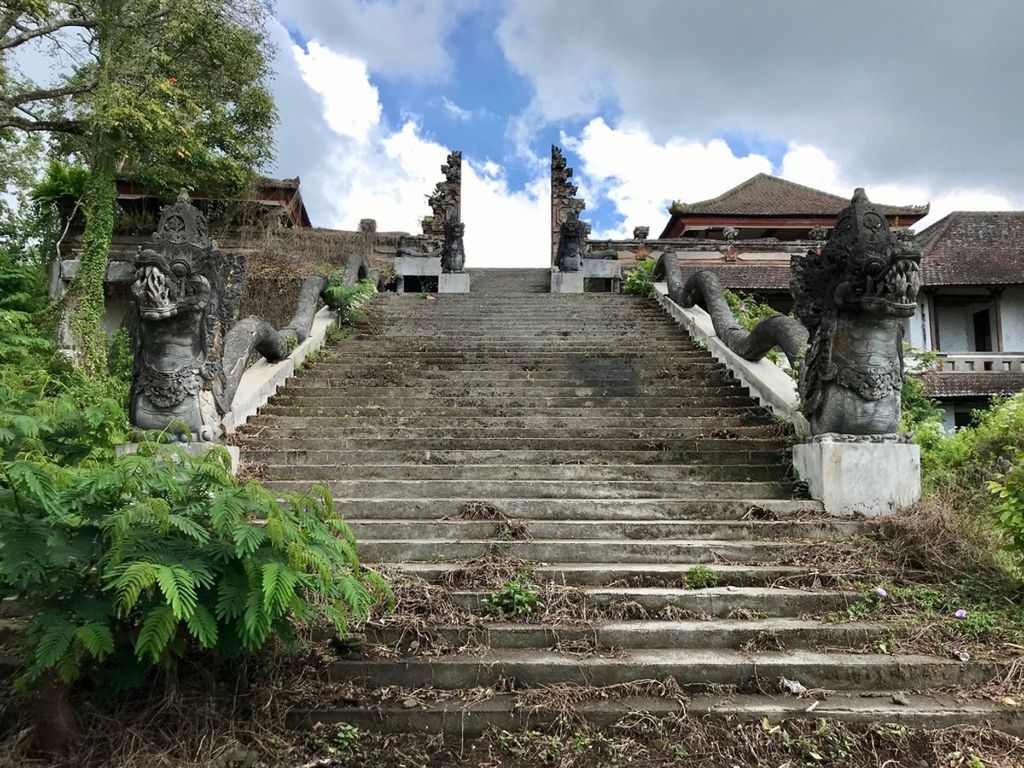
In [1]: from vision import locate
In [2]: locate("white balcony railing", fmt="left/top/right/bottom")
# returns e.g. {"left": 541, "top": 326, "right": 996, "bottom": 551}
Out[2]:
{"left": 936, "top": 353, "right": 1024, "bottom": 373}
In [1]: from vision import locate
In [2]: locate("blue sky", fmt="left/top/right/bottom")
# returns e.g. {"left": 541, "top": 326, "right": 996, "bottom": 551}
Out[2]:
{"left": 268, "top": 1, "right": 1023, "bottom": 268}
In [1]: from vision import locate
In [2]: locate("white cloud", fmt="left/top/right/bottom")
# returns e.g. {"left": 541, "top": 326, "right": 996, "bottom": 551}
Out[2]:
{"left": 293, "top": 43, "right": 381, "bottom": 142}
{"left": 438, "top": 96, "right": 473, "bottom": 121}
{"left": 272, "top": 30, "right": 548, "bottom": 267}
{"left": 276, "top": 0, "right": 477, "bottom": 82}
{"left": 561, "top": 118, "right": 1020, "bottom": 239}
{"left": 565, "top": 118, "right": 772, "bottom": 238}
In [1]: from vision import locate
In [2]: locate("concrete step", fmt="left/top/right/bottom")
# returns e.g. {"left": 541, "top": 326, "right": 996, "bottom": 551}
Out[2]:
{"left": 238, "top": 437, "right": 792, "bottom": 453}
{"left": 347, "top": 519, "right": 862, "bottom": 541}
{"left": 255, "top": 427, "right": 784, "bottom": 442}
{"left": 443, "top": 585, "right": 854, "bottom": 618}
{"left": 263, "top": 402, "right": 760, "bottom": 416}
{"left": 288, "top": 692, "right": 1024, "bottom": 737}
{"left": 262, "top": 478, "right": 793, "bottom": 500}
{"left": 392, "top": 561, "right": 824, "bottom": 587}
{"left": 324, "top": 648, "right": 996, "bottom": 692}
{"left": 272, "top": 393, "right": 751, "bottom": 407}
{"left": 256, "top": 418, "right": 774, "bottom": 434}
{"left": 329, "top": 498, "right": 822, "bottom": 521}
{"left": 265, "top": 463, "right": 787, "bottom": 482}
{"left": 364, "top": 618, "right": 882, "bottom": 651}
{"left": 356, "top": 538, "right": 804, "bottom": 563}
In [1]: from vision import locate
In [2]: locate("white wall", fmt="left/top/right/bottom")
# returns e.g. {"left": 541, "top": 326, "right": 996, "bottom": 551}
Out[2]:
{"left": 1000, "top": 287, "right": 1024, "bottom": 352}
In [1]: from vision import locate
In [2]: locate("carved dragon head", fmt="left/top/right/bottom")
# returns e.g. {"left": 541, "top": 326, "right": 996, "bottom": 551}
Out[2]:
{"left": 792, "top": 188, "right": 920, "bottom": 329}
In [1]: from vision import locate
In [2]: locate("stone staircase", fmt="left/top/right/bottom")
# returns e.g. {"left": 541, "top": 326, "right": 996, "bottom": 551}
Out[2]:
{"left": 469, "top": 267, "right": 550, "bottom": 293}
{"left": 238, "top": 289, "right": 1017, "bottom": 736}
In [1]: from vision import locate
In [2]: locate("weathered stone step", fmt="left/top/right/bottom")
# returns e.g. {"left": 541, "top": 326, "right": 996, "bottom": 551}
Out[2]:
{"left": 330, "top": 498, "right": 822, "bottom": 521}
{"left": 288, "top": 692, "right": 1024, "bottom": 737}
{"left": 257, "top": 416, "right": 770, "bottom": 432}
{"left": 347, "top": 519, "right": 861, "bottom": 541}
{"left": 365, "top": 618, "right": 881, "bottom": 651}
{"left": 259, "top": 425, "right": 782, "bottom": 441}
{"left": 239, "top": 437, "right": 791, "bottom": 452}
{"left": 356, "top": 538, "right": 801, "bottom": 563}
{"left": 266, "top": 463, "right": 785, "bottom": 482}
{"left": 324, "top": 648, "right": 995, "bottom": 692}
{"left": 447, "top": 585, "right": 851, "bottom": 617}
{"left": 392, "top": 561, "right": 818, "bottom": 587}
{"left": 263, "top": 478, "right": 792, "bottom": 500}
{"left": 274, "top": 393, "right": 749, "bottom": 407}
{"left": 260, "top": 408, "right": 763, "bottom": 421}
{"left": 287, "top": 369, "right": 733, "bottom": 383}
{"left": 263, "top": 402, "right": 759, "bottom": 416}
{"left": 243, "top": 449, "right": 789, "bottom": 467}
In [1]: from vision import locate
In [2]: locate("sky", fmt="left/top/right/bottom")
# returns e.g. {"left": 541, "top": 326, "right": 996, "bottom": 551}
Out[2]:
{"left": 9, "top": 2, "right": 1023, "bottom": 268}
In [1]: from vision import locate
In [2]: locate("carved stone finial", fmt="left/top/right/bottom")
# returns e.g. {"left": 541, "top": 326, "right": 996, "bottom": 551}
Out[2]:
{"left": 551, "top": 145, "right": 588, "bottom": 265}
{"left": 791, "top": 188, "right": 922, "bottom": 435}
{"left": 633, "top": 226, "right": 649, "bottom": 241}
{"left": 722, "top": 226, "right": 739, "bottom": 241}
{"left": 808, "top": 226, "right": 830, "bottom": 241}
{"left": 176, "top": 188, "right": 190, "bottom": 203}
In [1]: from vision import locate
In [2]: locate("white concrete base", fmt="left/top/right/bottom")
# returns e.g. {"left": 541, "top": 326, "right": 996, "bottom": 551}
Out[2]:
{"left": 582, "top": 259, "right": 622, "bottom": 279}
{"left": 394, "top": 255, "right": 441, "bottom": 277}
{"left": 792, "top": 436, "right": 921, "bottom": 517}
{"left": 116, "top": 442, "right": 240, "bottom": 474}
{"left": 551, "top": 271, "right": 584, "bottom": 293}
{"left": 221, "top": 306, "right": 337, "bottom": 434}
{"left": 439, "top": 272, "right": 470, "bottom": 293}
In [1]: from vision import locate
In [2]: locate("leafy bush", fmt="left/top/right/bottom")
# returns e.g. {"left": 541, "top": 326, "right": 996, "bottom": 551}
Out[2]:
{"left": 0, "top": 439, "right": 389, "bottom": 691}
{"left": 321, "top": 276, "right": 376, "bottom": 325}
{"left": 724, "top": 289, "right": 786, "bottom": 367}
{"left": 483, "top": 577, "right": 543, "bottom": 617}
{"left": 622, "top": 258, "right": 655, "bottom": 297}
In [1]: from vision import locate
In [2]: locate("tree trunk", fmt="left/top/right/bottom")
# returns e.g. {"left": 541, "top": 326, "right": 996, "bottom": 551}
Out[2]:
{"left": 29, "top": 672, "right": 79, "bottom": 755}
{"left": 60, "top": 0, "right": 118, "bottom": 375}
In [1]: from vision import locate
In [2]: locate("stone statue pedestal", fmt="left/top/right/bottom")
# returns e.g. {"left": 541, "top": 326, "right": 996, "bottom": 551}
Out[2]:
{"left": 439, "top": 272, "right": 470, "bottom": 293}
{"left": 792, "top": 434, "right": 920, "bottom": 517}
{"left": 551, "top": 270, "right": 584, "bottom": 293}
{"left": 115, "top": 442, "right": 240, "bottom": 475}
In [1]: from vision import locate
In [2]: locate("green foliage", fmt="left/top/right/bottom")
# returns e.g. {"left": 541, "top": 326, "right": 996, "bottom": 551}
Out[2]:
{"left": 622, "top": 258, "right": 655, "bottom": 297}
{"left": 0, "top": 441, "right": 389, "bottom": 690}
{"left": 724, "top": 289, "right": 779, "bottom": 331}
{"left": 988, "top": 460, "right": 1024, "bottom": 566}
{"left": 483, "top": 577, "right": 543, "bottom": 617}
{"left": 321, "top": 276, "right": 376, "bottom": 326}
{"left": 106, "top": 327, "right": 132, "bottom": 385}
{"left": 684, "top": 565, "right": 718, "bottom": 589}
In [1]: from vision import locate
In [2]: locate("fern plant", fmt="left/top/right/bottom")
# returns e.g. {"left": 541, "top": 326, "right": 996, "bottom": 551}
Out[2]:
{"left": 0, "top": 438, "right": 389, "bottom": 690}
{"left": 321, "top": 276, "right": 376, "bottom": 326}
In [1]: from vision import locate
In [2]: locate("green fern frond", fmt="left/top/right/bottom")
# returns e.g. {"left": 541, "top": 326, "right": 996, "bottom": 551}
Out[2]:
{"left": 154, "top": 565, "right": 198, "bottom": 619}
{"left": 135, "top": 605, "right": 178, "bottom": 663}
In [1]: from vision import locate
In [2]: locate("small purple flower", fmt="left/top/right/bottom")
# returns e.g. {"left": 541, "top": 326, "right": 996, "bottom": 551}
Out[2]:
{"left": 875, "top": 587, "right": 889, "bottom": 599}
{"left": 954, "top": 609, "right": 968, "bottom": 619}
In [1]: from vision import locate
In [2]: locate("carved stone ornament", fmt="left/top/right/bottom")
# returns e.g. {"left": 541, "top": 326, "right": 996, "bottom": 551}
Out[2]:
{"left": 128, "top": 191, "right": 243, "bottom": 441}
{"left": 440, "top": 220, "right": 466, "bottom": 273}
{"left": 791, "top": 189, "right": 921, "bottom": 435}
{"left": 551, "top": 145, "right": 587, "bottom": 265}
{"left": 722, "top": 226, "right": 739, "bottom": 241}
{"left": 555, "top": 218, "right": 588, "bottom": 273}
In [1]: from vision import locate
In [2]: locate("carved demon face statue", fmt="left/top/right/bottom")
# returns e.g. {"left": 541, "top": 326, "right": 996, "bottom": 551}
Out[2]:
{"left": 823, "top": 188, "right": 921, "bottom": 318}
{"left": 131, "top": 248, "right": 211, "bottom": 321}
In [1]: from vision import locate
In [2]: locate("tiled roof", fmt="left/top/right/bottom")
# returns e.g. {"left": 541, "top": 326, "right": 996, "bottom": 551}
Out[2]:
{"left": 917, "top": 211, "right": 1024, "bottom": 286}
{"left": 673, "top": 263, "right": 792, "bottom": 291}
{"left": 675, "top": 174, "right": 928, "bottom": 218}
{"left": 917, "top": 371, "right": 1024, "bottom": 399}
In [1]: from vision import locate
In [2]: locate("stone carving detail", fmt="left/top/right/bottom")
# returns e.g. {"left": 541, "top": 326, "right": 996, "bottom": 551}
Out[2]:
{"left": 655, "top": 256, "right": 808, "bottom": 365}
{"left": 425, "top": 151, "right": 462, "bottom": 240}
{"left": 808, "top": 226, "right": 830, "bottom": 241}
{"left": 551, "top": 145, "right": 586, "bottom": 265}
{"left": 792, "top": 189, "right": 921, "bottom": 435}
{"left": 722, "top": 226, "right": 739, "bottom": 241}
{"left": 129, "top": 192, "right": 327, "bottom": 441}
{"left": 440, "top": 220, "right": 466, "bottom": 273}
{"left": 632, "top": 226, "right": 649, "bottom": 241}
{"left": 555, "top": 219, "right": 588, "bottom": 273}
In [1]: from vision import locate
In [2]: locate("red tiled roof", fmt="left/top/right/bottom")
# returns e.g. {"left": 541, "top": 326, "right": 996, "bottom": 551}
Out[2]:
{"left": 674, "top": 174, "right": 928, "bottom": 218}
{"left": 917, "top": 371, "right": 1024, "bottom": 399}
{"left": 917, "top": 211, "right": 1024, "bottom": 286}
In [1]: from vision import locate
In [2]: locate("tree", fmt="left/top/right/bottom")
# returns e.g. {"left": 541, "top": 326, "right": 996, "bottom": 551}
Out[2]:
{"left": 1, "top": 0, "right": 276, "bottom": 374}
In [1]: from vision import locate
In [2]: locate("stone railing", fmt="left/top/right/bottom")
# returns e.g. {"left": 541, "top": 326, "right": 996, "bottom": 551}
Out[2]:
{"left": 936, "top": 353, "right": 1024, "bottom": 373}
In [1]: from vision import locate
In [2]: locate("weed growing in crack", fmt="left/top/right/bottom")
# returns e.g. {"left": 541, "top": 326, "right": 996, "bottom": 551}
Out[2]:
{"left": 484, "top": 577, "right": 544, "bottom": 617}
{"left": 685, "top": 565, "right": 718, "bottom": 589}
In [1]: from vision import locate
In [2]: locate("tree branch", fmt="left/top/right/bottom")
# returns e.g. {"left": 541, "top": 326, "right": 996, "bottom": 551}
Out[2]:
{"left": 0, "top": 115, "right": 85, "bottom": 135}
{"left": 0, "top": 16, "right": 96, "bottom": 51}
{"left": 1, "top": 81, "right": 95, "bottom": 107}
